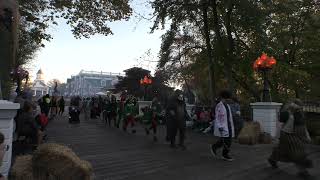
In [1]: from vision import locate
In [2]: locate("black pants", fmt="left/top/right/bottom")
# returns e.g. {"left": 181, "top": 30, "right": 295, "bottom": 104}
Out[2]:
{"left": 171, "top": 127, "right": 185, "bottom": 145}
{"left": 169, "top": 123, "right": 186, "bottom": 146}
{"left": 106, "top": 112, "right": 117, "bottom": 127}
{"left": 212, "top": 137, "right": 232, "bottom": 156}
{"left": 59, "top": 106, "right": 64, "bottom": 115}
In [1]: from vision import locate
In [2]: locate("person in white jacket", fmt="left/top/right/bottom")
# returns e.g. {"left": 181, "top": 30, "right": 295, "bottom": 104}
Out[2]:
{"left": 210, "top": 90, "right": 235, "bottom": 161}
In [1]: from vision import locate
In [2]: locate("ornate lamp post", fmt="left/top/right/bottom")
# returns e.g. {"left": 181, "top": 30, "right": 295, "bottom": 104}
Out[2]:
{"left": 253, "top": 53, "right": 277, "bottom": 102}
{"left": 10, "top": 66, "right": 29, "bottom": 96}
{"left": 140, "top": 75, "right": 152, "bottom": 101}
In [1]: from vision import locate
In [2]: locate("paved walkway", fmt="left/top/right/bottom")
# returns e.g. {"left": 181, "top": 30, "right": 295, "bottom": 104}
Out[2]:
{"left": 46, "top": 114, "right": 320, "bottom": 180}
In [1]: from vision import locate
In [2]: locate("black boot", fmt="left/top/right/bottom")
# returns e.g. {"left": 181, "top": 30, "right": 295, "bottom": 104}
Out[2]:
{"left": 268, "top": 158, "right": 278, "bottom": 169}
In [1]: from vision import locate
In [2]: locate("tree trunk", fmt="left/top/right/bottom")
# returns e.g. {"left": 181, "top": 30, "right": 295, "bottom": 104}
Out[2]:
{"left": 0, "top": 0, "right": 19, "bottom": 99}
{"left": 210, "top": 0, "right": 234, "bottom": 93}
{"left": 202, "top": 1, "right": 216, "bottom": 104}
{"left": 225, "top": 0, "right": 236, "bottom": 95}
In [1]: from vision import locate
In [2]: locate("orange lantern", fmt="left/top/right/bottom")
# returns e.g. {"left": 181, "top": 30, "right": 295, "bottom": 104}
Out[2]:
{"left": 143, "top": 76, "right": 148, "bottom": 84}
{"left": 269, "top": 57, "right": 277, "bottom": 66}
{"left": 253, "top": 53, "right": 277, "bottom": 71}
{"left": 261, "top": 53, "right": 268, "bottom": 61}
{"left": 140, "top": 75, "right": 152, "bottom": 85}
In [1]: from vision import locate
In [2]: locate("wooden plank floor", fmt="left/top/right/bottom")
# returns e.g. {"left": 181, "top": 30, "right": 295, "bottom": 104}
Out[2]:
{"left": 46, "top": 114, "right": 320, "bottom": 180}
{"left": 46, "top": 114, "right": 189, "bottom": 180}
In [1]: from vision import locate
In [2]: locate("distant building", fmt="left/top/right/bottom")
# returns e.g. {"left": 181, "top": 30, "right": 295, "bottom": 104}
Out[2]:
{"left": 31, "top": 69, "right": 49, "bottom": 97}
{"left": 66, "top": 70, "right": 123, "bottom": 97}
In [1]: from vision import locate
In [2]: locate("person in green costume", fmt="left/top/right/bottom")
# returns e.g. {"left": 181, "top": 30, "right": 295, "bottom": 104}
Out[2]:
{"left": 123, "top": 97, "right": 138, "bottom": 133}
{"left": 141, "top": 105, "right": 157, "bottom": 142}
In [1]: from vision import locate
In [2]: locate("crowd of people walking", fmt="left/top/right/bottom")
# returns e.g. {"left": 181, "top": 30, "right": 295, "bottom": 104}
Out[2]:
{"left": 9, "top": 87, "right": 315, "bottom": 179}
{"left": 69, "top": 90, "right": 242, "bottom": 154}
{"left": 67, "top": 89, "right": 314, "bottom": 178}
{"left": 72, "top": 94, "right": 164, "bottom": 142}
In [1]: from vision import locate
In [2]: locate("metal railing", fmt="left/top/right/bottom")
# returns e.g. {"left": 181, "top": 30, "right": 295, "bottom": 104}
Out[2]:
{"left": 303, "top": 101, "right": 320, "bottom": 113}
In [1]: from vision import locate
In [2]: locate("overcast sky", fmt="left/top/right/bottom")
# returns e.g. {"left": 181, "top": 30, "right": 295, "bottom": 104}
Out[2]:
{"left": 29, "top": 1, "right": 166, "bottom": 83}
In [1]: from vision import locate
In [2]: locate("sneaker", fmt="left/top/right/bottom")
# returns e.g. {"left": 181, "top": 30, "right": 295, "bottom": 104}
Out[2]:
{"left": 210, "top": 145, "right": 217, "bottom": 158}
{"left": 268, "top": 158, "right": 278, "bottom": 169}
{"left": 222, "top": 155, "right": 234, "bottom": 162}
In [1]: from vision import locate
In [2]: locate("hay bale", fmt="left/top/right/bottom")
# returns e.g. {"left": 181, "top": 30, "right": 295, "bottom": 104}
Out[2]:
{"left": 32, "top": 143, "right": 93, "bottom": 180}
{"left": 10, "top": 155, "right": 33, "bottom": 180}
{"left": 238, "top": 121, "right": 261, "bottom": 145}
{"left": 258, "top": 132, "right": 272, "bottom": 144}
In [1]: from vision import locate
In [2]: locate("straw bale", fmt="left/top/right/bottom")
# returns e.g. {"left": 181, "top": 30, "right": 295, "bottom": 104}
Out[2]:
{"left": 10, "top": 155, "right": 33, "bottom": 180}
{"left": 32, "top": 143, "right": 93, "bottom": 180}
{"left": 238, "top": 121, "right": 261, "bottom": 145}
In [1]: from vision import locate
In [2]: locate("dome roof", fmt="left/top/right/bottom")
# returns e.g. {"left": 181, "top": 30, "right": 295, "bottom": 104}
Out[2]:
{"left": 37, "top": 69, "right": 43, "bottom": 74}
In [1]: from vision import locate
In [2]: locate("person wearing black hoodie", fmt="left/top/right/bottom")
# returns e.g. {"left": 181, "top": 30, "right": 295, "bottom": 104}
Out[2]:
{"left": 166, "top": 90, "right": 189, "bottom": 150}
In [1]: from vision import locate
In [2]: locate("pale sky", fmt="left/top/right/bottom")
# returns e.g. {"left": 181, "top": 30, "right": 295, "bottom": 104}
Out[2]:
{"left": 29, "top": 1, "right": 166, "bottom": 83}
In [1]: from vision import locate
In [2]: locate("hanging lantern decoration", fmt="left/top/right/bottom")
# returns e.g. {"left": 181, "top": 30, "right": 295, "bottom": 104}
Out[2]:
{"left": 253, "top": 53, "right": 277, "bottom": 71}
{"left": 140, "top": 75, "right": 152, "bottom": 85}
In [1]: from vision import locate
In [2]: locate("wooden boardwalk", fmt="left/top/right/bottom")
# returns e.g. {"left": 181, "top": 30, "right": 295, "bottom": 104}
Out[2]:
{"left": 46, "top": 115, "right": 190, "bottom": 180}
{"left": 46, "top": 114, "right": 320, "bottom": 180}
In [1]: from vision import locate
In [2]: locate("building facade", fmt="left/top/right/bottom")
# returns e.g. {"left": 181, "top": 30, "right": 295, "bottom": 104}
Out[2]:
{"left": 66, "top": 70, "right": 123, "bottom": 97}
{"left": 31, "top": 69, "right": 49, "bottom": 97}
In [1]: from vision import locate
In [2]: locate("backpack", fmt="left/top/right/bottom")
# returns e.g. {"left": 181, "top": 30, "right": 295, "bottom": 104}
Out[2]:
{"left": 38, "top": 113, "right": 48, "bottom": 127}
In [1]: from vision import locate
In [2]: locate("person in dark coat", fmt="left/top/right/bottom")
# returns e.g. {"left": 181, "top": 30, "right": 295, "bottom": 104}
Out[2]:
{"left": 166, "top": 90, "right": 189, "bottom": 150}
{"left": 58, "top": 96, "right": 65, "bottom": 115}
{"left": 42, "top": 94, "right": 51, "bottom": 117}
{"left": 17, "top": 101, "right": 42, "bottom": 145}
{"left": 50, "top": 95, "right": 58, "bottom": 117}
{"left": 109, "top": 95, "right": 118, "bottom": 127}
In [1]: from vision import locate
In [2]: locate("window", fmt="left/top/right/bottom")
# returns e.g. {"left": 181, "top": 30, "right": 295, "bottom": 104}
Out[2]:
{"left": 101, "top": 79, "right": 106, "bottom": 87}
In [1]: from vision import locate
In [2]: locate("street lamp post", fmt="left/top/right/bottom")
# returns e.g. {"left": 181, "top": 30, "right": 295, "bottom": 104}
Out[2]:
{"left": 253, "top": 53, "right": 277, "bottom": 102}
{"left": 140, "top": 75, "right": 152, "bottom": 101}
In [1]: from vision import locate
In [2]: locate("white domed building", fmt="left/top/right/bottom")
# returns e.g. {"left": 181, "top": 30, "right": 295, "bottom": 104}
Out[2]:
{"left": 31, "top": 69, "right": 49, "bottom": 97}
